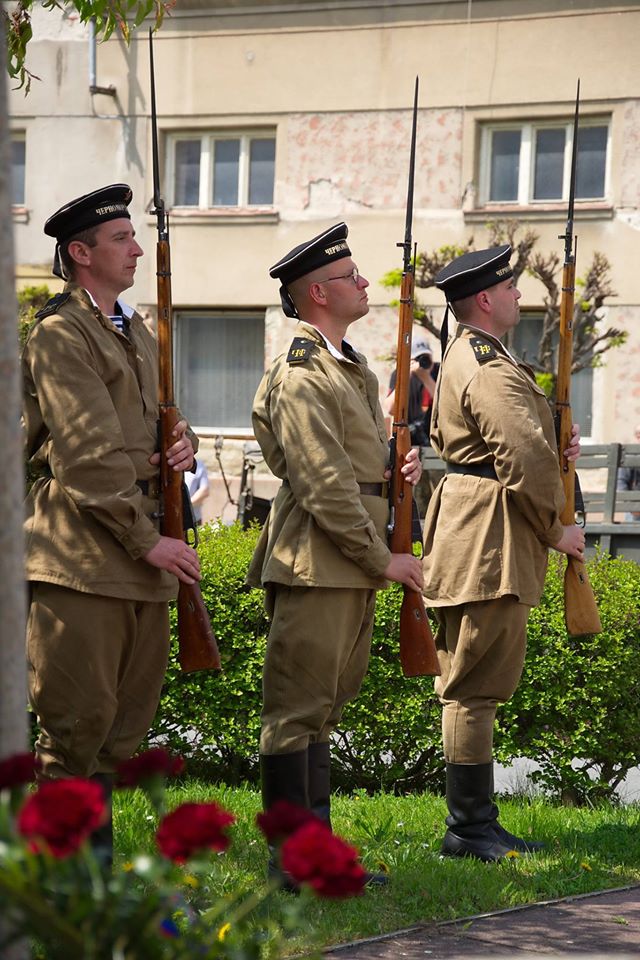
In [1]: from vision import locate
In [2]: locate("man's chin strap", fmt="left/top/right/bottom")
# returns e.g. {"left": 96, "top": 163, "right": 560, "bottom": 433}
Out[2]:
{"left": 279, "top": 285, "right": 299, "bottom": 319}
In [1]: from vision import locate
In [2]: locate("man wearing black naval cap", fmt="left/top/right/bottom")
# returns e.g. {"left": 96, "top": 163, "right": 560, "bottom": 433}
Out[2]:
{"left": 22, "top": 184, "right": 200, "bottom": 867}
{"left": 423, "top": 245, "right": 584, "bottom": 861}
{"left": 247, "top": 223, "right": 423, "bottom": 885}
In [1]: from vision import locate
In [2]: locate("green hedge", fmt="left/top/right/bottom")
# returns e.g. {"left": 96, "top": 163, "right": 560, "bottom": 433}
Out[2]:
{"left": 146, "top": 525, "right": 640, "bottom": 804}
{"left": 495, "top": 550, "right": 640, "bottom": 804}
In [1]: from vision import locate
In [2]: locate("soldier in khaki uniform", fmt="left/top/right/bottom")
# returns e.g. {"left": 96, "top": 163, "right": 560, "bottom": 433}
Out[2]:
{"left": 22, "top": 184, "right": 200, "bottom": 863}
{"left": 247, "top": 223, "right": 422, "bottom": 880}
{"left": 424, "top": 245, "right": 584, "bottom": 861}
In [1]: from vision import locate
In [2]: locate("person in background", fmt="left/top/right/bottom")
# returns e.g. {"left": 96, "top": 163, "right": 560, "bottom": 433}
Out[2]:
{"left": 385, "top": 332, "right": 439, "bottom": 517}
{"left": 185, "top": 458, "right": 210, "bottom": 526}
{"left": 616, "top": 423, "right": 640, "bottom": 520}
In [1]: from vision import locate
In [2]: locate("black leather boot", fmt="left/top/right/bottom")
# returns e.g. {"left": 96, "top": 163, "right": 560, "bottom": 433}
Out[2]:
{"left": 307, "top": 742, "right": 388, "bottom": 887}
{"left": 441, "top": 763, "right": 515, "bottom": 862}
{"left": 89, "top": 773, "right": 114, "bottom": 872}
{"left": 488, "top": 767, "right": 545, "bottom": 854}
{"left": 260, "top": 750, "right": 309, "bottom": 892}
{"left": 306, "top": 743, "right": 388, "bottom": 887}
{"left": 308, "top": 741, "right": 332, "bottom": 827}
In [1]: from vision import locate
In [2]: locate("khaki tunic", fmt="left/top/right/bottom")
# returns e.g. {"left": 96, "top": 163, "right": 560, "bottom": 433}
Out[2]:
{"left": 247, "top": 323, "right": 392, "bottom": 590}
{"left": 423, "top": 325, "right": 565, "bottom": 608}
{"left": 22, "top": 284, "right": 197, "bottom": 602}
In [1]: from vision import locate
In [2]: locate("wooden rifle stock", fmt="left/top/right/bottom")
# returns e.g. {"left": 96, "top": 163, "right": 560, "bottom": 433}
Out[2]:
{"left": 555, "top": 81, "right": 601, "bottom": 637}
{"left": 388, "top": 77, "right": 440, "bottom": 678}
{"left": 151, "top": 32, "right": 220, "bottom": 672}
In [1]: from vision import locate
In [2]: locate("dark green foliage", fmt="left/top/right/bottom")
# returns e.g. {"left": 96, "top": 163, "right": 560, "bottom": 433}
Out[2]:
{"left": 18, "top": 284, "right": 52, "bottom": 347}
{"left": 149, "top": 525, "right": 640, "bottom": 804}
{"left": 146, "top": 522, "right": 443, "bottom": 793}
{"left": 333, "top": 586, "right": 443, "bottom": 794}
{"left": 495, "top": 551, "right": 640, "bottom": 804}
{"left": 146, "top": 522, "right": 268, "bottom": 785}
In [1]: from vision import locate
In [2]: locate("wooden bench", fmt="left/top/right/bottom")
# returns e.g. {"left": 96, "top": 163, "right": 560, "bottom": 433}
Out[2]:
{"left": 421, "top": 443, "right": 640, "bottom": 562}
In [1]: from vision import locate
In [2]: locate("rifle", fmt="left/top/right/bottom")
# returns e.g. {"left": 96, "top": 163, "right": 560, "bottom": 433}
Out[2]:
{"left": 388, "top": 77, "right": 440, "bottom": 678}
{"left": 555, "top": 80, "right": 601, "bottom": 637}
{"left": 149, "top": 30, "right": 221, "bottom": 672}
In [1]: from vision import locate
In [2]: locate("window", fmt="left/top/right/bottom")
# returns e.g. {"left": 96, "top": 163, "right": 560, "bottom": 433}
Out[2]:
{"left": 11, "top": 134, "right": 26, "bottom": 206}
{"left": 480, "top": 120, "right": 609, "bottom": 205}
{"left": 175, "top": 311, "right": 265, "bottom": 430}
{"left": 508, "top": 312, "right": 593, "bottom": 435}
{"left": 170, "top": 132, "right": 276, "bottom": 208}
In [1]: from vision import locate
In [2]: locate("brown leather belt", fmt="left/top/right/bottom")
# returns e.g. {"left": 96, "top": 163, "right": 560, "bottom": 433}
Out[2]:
{"left": 136, "top": 479, "right": 159, "bottom": 497}
{"left": 358, "top": 481, "right": 389, "bottom": 498}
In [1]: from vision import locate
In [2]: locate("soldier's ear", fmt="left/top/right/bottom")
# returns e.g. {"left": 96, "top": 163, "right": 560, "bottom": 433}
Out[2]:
{"left": 67, "top": 239, "right": 92, "bottom": 269}
{"left": 308, "top": 281, "right": 327, "bottom": 306}
{"left": 476, "top": 289, "right": 492, "bottom": 314}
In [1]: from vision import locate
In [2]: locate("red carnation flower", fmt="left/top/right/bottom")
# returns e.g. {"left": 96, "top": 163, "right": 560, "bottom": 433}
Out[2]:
{"left": 281, "top": 820, "right": 367, "bottom": 898}
{"left": 256, "top": 799, "right": 317, "bottom": 844}
{"left": 116, "top": 748, "right": 185, "bottom": 788}
{"left": 157, "top": 802, "right": 235, "bottom": 863}
{"left": 0, "top": 752, "right": 39, "bottom": 791}
{"left": 17, "top": 778, "right": 106, "bottom": 858}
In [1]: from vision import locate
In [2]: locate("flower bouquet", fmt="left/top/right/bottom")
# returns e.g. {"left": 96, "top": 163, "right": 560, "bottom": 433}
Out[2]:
{"left": 0, "top": 750, "right": 368, "bottom": 959}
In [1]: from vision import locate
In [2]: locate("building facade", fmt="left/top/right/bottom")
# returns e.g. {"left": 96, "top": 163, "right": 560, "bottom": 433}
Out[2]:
{"left": 10, "top": 0, "right": 640, "bottom": 461}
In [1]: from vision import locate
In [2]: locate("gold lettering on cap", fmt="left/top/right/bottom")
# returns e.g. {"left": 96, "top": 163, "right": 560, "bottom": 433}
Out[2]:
{"left": 495, "top": 266, "right": 511, "bottom": 276}
{"left": 95, "top": 203, "right": 128, "bottom": 216}
{"left": 324, "top": 241, "right": 348, "bottom": 256}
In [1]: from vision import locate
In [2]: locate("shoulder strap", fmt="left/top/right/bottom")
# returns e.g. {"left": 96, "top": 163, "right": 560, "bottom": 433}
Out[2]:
{"left": 286, "top": 337, "right": 316, "bottom": 365}
{"left": 469, "top": 336, "right": 499, "bottom": 365}
{"left": 35, "top": 291, "right": 71, "bottom": 320}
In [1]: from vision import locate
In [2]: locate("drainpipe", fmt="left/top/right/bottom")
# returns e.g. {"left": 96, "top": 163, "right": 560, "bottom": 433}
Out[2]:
{"left": 89, "top": 18, "right": 116, "bottom": 97}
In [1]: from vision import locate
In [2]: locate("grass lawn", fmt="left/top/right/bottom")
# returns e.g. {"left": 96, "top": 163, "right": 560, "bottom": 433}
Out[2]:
{"left": 114, "top": 781, "right": 640, "bottom": 955}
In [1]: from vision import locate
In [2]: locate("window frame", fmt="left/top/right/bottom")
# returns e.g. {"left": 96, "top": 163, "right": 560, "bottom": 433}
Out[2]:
{"left": 11, "top": 131, "right": 26, "bottom": 208}
{"left": 506, "top": 310, "right": 594, "bottom": 438}
{"left": 167, "top": 129, "right": 276, "bottom": 210}
{"left": 479, "top": 117, "right": 610, "bottom": 207}
{"left": 173, "top": 308, "right": 265, "bottom": 435}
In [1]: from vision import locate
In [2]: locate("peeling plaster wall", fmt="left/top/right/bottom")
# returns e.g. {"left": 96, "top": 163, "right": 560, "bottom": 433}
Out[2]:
{"left": 280, "top": 109, "right": 463, "bottom": 219}
{"left": 619, "top": 100, "right": 640, "bottom": 227}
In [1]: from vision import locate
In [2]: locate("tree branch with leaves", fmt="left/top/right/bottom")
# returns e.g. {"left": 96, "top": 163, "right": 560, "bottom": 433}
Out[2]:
{"left": 381, "top": 220, "right": 624, "bottom": 387}
{"left": 4, "top": 0, "right": 173, "bottom": 92}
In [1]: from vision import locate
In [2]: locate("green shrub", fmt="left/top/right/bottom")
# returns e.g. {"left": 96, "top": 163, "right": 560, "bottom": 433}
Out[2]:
{"left": 147, "top": 522, "right": 268, "bottom": 784}
{"left": 149, "top": 525, "right": 640, "bottom": 804}
{"left": 495, "top": 551, "right": 640, "bottom": 804}
{"left": 147, "top": 521, "right": 442, "bottom": 793}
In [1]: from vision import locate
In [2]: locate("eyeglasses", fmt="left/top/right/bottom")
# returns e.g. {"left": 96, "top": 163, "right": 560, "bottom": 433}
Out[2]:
{"left": 316, "top": 266, "right": 360, "bottom": 285}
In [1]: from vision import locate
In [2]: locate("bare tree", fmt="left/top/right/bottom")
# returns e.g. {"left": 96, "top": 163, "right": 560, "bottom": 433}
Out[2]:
{"left": 383, "top": 220, "right": 624, "bottom": 380}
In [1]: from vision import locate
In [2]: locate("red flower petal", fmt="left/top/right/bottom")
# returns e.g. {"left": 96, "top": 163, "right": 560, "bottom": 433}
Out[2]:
{"left": 17, "top": 779, "right": 105, "bottom": 858}
{"left": 116, "top": 748, "right": 185, "bottom": 788}
{"left": 0, "top": 753, "right": 39, "bottom": 790}
{"left": 157, "top": 802, "right": 235, "bottom": 863}
{"left": 256, "top": 799, "right": 317, "bottom": 843}
{"left": 281, "top": 821, "right": 367, "bottom": 898}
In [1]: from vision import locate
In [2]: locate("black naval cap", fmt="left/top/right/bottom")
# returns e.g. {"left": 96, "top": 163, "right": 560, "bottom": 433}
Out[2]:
{"left": 269, "top": 222, "right": 351, "bottom": 318}
{"left": 435, "top": 244, "right": 513, "bottom": 354}
{"left": 45, "top": 183, "right": 133, "bottom": 278}
{"left": 435, "top": 244, "right": 513, "bottom": 303}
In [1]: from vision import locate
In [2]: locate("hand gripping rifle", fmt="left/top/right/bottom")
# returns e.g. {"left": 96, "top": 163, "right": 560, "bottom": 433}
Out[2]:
{"left": 555, "top": 80, "right": 601, "bottom": 637}
{"left": 149, "top": 30, "right": 221, "bottom": 672}
{"left": 388, "top": 78, "right": 440, "bottom": 678}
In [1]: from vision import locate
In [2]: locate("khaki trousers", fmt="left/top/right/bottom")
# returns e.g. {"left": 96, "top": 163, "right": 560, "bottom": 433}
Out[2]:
{"left": 434, "top": 596, "right": 530, "bottom": 764}
{"left": 260, "top": 585, "right": 376, "bottom": 755}
{"left": 27, "top": 582, "right": 170, "bottom": 780}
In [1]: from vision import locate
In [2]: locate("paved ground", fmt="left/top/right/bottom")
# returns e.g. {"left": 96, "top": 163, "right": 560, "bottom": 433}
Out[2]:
{"left": 324, "top": 885, "right": 640, "bottom": 958}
